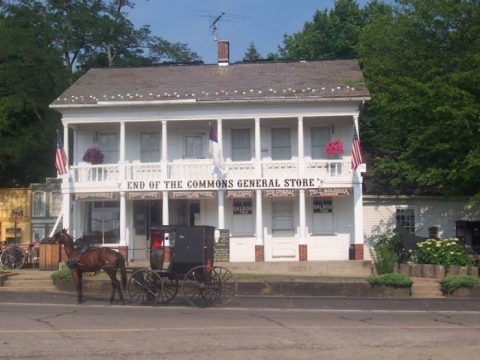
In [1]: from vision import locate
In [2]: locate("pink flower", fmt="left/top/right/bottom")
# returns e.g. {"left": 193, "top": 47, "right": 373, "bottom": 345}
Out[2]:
{"left": 324, "top": 138, "right": 344, "bottom": 156}
{"left": 83, "top": 147, "right": 104, "bottom": 164}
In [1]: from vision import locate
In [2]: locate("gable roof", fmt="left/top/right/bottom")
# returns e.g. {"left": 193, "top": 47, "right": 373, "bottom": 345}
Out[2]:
{"left": 51, "top": 60, "right": 370, "bottom": 107}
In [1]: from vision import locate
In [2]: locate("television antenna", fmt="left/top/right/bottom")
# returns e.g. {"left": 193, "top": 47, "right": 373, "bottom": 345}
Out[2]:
{"left": 209, "top": 12, "right": 225, "bottom": 41}
{"left": 195, "top": 10, "right": 249, "bottom": 42}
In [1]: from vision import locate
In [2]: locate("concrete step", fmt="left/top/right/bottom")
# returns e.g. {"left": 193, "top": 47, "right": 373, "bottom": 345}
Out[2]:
{"left": 411, "top": 277, "right": 444, "bottom": 298}
{"left": 3, "top": 279, "right": 56, "bottom": 289}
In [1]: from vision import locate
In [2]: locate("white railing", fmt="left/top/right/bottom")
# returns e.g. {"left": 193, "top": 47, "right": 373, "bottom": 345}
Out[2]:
{"left": 70, "top": 159, "right": 352, "bottom": 184}
{"left": 71, "top": 163, "right": 120, "bottom": 183}
{"left": 125, "top": 162, "right": 162, "bottom": 180}
{"left": 305, "top": 160, "right": 351, "bottom": 178}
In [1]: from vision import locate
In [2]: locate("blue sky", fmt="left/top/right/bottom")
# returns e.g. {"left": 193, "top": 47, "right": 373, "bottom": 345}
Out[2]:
{"left": 127, "top": 0, "right": 373, "bottom": 64}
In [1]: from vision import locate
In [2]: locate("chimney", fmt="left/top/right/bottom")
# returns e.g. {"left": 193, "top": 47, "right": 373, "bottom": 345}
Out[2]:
{"left": 217, "top": 40, "right": 229, "bottom": 66}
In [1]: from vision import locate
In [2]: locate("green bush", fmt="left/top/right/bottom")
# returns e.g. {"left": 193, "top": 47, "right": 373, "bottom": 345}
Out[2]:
{"left": 416, "top": 238, "right": 472, "bottom": 268}
{"left": 51, "top": 265, "right": 72, "bottom": 284}
{"left": 370, "top": 233, "right": 406, "bottom": 274}
{"left": 440, "top": 275, "right": 479, "bottom": 294}
{"left": 368, "top": 273, "right": 413, "bottom": 288}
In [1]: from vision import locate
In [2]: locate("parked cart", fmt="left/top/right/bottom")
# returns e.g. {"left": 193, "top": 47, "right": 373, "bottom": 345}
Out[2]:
{"left": 127, "top": 225, "right": 236, "bottom": 307}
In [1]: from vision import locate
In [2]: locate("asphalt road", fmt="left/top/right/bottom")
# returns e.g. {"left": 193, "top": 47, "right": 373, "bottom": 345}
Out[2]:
{"left": 1, "top": 291, "right": 480, "bottom": 359}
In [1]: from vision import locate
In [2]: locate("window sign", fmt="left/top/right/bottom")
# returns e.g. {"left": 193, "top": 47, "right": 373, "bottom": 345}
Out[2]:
{"left": 233, "top": 199, "right": 252, "bottom": 215}
{"left": 313, "top": 198, "right": 333, "bottom": 213}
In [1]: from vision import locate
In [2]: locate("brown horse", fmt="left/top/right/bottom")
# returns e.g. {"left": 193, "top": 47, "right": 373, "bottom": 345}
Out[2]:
{"left": 54, "top": 229, "right": 127, "bottom": 304}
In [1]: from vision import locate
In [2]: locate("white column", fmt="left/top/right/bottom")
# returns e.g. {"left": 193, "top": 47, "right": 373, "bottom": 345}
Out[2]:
{"left": 62, "top": 193, "right": 70, "bottom": 231}
{"left": 63, "top": 124, "right": 69, "bottom": 165}
{"left": 297, "top": 116, "right": 304, "bottom": 177}
{"left": 120, "top": 191, "right": 126, "bottom": 246}
{"left": 161, "top": 121, "right": 168, "bottom": 175}
{"left": 218, "top": 190, "right": 225, "bottom": 229}
{"left": 119, "top": 121, "right": 125, "bottom": 162}
{"left": 299, "top": 189, "right": 306, "bottom": 245}
{"left": 255, "top": 190, "right": 263, "bottom": 245}
{"left": 255, "top": 117, "right": 261, "bottom": 177}
{"left": 162, "top": 191, "right": 169, "bottom": 225}
{"left": 353, "top": 114, "right": 364, "bottom": 247}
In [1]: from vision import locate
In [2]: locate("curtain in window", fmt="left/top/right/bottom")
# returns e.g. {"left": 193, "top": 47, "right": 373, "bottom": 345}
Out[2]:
{"left": 140, "top": 133, "right": 160, "bottom": 162}
{"left": 311, "top": 127, "right": 331, "bottom": 159}
{"left": 231, "top": 129, "right": 251, "bottom": 161}
{"left": 271, "top": 128, "right": 291, "bottom": 160}
{"left": 98, "top": 133, "right": 119, "bottom": 163}
{"left": 185, "top": 135, "right": 203, "bottom": 158}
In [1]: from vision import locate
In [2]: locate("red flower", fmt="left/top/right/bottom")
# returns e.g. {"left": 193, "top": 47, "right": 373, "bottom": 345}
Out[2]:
{"left": 83, "top": 147, "right": 104, "bottom": 164}
{"left": 324, "top": 138, "right": 344, "bottom": 156}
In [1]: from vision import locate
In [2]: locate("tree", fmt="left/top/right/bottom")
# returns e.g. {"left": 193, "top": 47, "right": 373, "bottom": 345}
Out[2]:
{"left": 278, "top": 0, "right": 364, "bottom": 60}
{"left": 358, "top": 0, "right": 480, "bottom": 198}
{"left": 243, "top": 42, "right": 262, "bottom": 62}
{"left": 0, "top": 16, "right": 68, "bottom": 186}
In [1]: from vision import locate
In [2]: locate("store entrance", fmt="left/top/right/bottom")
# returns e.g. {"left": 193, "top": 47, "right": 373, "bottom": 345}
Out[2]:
{"left": 133, "top": 201, "right": 163, "bottom": 260}
{"left": 170, "top": 200, "right": 200, "bottom": 226}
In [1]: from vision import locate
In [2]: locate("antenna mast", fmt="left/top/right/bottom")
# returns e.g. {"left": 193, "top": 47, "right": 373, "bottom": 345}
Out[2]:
{"left": 209, "top": 12, "right": 225, "bottom": 41}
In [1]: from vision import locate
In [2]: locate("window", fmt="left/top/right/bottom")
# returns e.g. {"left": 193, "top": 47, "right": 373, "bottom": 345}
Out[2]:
{"left": 50, "top": 191, "right": 62, "bottom": 217}
{"left": 396, "top": 208, "right": 415, "bottom": 233}
{"left": 232, "top": 199, "right": 254, "bottom": 235}
{"left": 140, "top": 132, "right": 160, "bottom": 162}
{"left": 33, "top": 192, "right": 46, "bottom": 217}
{"left": 32, "top": 226, "right": 45, "bottom": 242}
{"left": 185, "top": 135, "right": 203, "bottom": 159}
{"left": 311, "top": 127, "right": 331, "bottom": 159}
{"left": 231, "top": 129, "right": 251, "bottom": 161}
{"left": 97, "top": 133, "right": 118, "bottom": 163}
{"left": 271, "top": 128, "right": 291, "bottom": 160}
{"left": 85, "top": 201, "right": 120, "bottom": 244}
{"left": 312, "top": 198, "right": 334, "bottom": 234}
{"left": 272, "top": 201, "right": 294, "bottom": 230}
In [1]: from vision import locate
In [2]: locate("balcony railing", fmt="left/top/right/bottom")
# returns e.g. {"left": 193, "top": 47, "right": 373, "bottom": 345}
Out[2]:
{"left": 70, "top": 159, "right": 352, "bottom": 185}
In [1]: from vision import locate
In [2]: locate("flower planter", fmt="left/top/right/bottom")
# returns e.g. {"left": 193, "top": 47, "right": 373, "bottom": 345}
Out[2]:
{"left": 446, "top": 284, "right": 480, "bottom": 298}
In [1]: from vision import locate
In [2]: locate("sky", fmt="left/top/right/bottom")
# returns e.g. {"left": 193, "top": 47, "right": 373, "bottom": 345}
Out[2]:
{"left": 127, "top": 0, "right": 372, "bottom": 64}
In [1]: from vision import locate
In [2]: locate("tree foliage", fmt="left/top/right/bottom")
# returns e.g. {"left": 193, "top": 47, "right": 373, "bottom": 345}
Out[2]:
{"left": 0, "top": 0, "right": 200, "bottom": 187}
{"left": 243, "top": 42, "right": 262, "bottom": 62}
{"left": 358, "top": 0, "right": 480, "bottom": 197}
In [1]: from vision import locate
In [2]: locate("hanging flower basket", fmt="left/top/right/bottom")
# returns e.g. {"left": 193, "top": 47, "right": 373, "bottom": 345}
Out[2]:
{"left": 82, "top": 147, "right": 104, "bottom": 164}
{"left": 324, "top": 138, "right": 344, "bottom": 157}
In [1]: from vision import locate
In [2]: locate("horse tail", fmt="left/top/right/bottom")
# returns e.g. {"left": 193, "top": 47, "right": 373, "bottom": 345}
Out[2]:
{"left": 117, "top": 252, "right": 127, "bottom": 289}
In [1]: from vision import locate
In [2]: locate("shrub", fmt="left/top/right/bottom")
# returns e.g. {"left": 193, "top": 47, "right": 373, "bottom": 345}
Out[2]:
{"left": 440, "top": 275, "right": 480, "bottom": 295}
{"left": 51, "top": 265, "right": 72, "bottom": 284}
{"left": 368, "top": 273, "right": 413, "bottom": 288}
{"left": 416, "top": 238, "right": 472, "bottom": 268}
{"left": 370, "top": 233, "right": 407, "bottom": 274}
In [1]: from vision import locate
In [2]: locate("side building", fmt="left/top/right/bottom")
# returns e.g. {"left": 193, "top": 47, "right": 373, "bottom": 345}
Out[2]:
{"left": 0, "top": 188, "right": 31, "bottom": 248}
{"left": 30, "top": 178, "right": 62, "bottom": 242}
{"left": 50, "top": 41, "right": 370, "bottom": 263}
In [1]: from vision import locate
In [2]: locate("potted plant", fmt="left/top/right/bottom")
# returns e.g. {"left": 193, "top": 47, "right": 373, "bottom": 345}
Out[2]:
{"left": 324, "top": 138, "right": 344, "bottom": 157}
{"left": 82, "top": 147, "right": 104, "bottom": 164}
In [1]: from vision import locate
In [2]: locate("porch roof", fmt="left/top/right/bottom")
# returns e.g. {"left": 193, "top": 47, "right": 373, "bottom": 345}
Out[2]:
{"left": 51, "top": 60, "right": 370, "bottom": 107}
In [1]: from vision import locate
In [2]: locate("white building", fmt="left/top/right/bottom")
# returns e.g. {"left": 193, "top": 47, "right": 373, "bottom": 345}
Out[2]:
{"left": 50, "top": 42, "right": 370, "bottom": 263}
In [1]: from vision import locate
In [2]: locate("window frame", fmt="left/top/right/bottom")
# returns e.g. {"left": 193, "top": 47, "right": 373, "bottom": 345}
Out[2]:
{"left": 183, "top": 133, "right": 205, "bottom": 159}
{"left": 50, "top": 191, "right": 62, "bottom": 217}
{"left": 395, "top": 208, "right": 415, "bottom": 233}
{"left": 231, "top": 128, "right": 251, "bottom": 161}
{"left": 140, "top": 132, "right": 161, "bottom": 163}
{"left": 310, "top": 126, "right": 331, "bottom": 160}
{"left": 97, "top": 132, "right": 119, "bottom": 164}
{"left": 32, "top": 191, "right": 46, "bottom": 217}
{"left": 271, "top": 127, "right": 292, "bottom": 160}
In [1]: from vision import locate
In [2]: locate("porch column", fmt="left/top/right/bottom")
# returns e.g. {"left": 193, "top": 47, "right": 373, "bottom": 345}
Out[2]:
{"left": 62, "top": 193, "right": 70, "bottom": 231}
{"left": 255, "top": 117, "right": 261, "bottom": 176}
{"left": 162, "top": 192, "right": 169, "bottom": 226}
{"left": 119, "top": 121, "right": 125, "bottom": 162}
{"left": 161, "top": 121, "right": 168, "bottom": 176}
{"left": 120, "top": 191, "right": 126, "bottom": 246}
{"left": 63, "top": 124, "right": 69, "bottom": 166}
{"left": 352, "top": 114, "right": 364, "bottom": 260}
{"left": 297, "top": 117, "right": 307, "bottom": 260}
{"left": 217, "top": 119, "right": 225, "bottom": 228}
{"left": 255, "top": 189, "right": 264, "bottom": 261}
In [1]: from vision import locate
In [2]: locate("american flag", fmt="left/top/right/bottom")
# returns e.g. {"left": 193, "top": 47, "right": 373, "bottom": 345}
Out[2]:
{"left": 55, "top": 131, "right": 68, "bottom": 176}
{"left": 351, "top": 125, "right": 363, "bottom": 170}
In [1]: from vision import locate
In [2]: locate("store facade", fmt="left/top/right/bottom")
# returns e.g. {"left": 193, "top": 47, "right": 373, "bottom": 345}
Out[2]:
{"left": 51, "top": 47, "right": 369, "bottom": 262}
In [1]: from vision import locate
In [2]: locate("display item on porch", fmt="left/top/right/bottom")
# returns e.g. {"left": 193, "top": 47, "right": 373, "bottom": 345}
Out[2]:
{"left": 325, "top": 138, "right": 344, "bottom": 157}
{"left": 82, "top": 147, "right": 104, "bottom": 164}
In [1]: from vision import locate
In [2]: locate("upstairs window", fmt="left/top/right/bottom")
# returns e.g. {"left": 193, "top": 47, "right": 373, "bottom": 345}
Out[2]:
{"left": 50, "top": 191, "right": 62, "bottom": 217}
{"left": 140, "top": 132, "right": 160, "bottom": 162}
{"left": 311, "top": 127, "right": 331, "bottom": 159}
{"left": 33, "top": 192, "right": 46, "bottom": 217}
{"left": 231, "top": 129, "right": 251, "bottom": 161}
{"left": 185, "top": 134, "right": 203, "bottom": 159}
{"left": 98, "top": 133, "right": 118, "bottom": 163}
{"left": 271, "top": 128, "right": 291, "bottom": 160}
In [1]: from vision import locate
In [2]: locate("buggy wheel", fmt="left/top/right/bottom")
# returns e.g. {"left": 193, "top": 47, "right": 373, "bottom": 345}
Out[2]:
{"left": 158, "top": 276, "right": 179, "bottom": 304}
{"left": 182, "top": 266, "right": 220, "bottom": 307}
{"left": 127, "top": 269, "right": 163, "bottom": 305}
{"left": 0, "top": 246, "right": 26, "bottom": 270}
{"left": 213, "top": 266, "right": 236, "bottom": 305}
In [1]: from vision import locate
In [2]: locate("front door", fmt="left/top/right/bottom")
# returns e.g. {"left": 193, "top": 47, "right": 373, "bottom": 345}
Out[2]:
{"left": 271, "top": 200, "right": 296, "bottom": 258}
{"left": 172, "top": 200, "right": 200, "bottom": 226}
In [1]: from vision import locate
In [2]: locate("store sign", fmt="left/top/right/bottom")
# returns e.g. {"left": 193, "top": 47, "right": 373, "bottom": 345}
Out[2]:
{"left": 123, "top": 177, "right": 320, "bottom": 191}
{"left": 169, "top": 191, "right": 216, "bottom": 199}
{"left": 214, "top": 229, "right": 230, "bottom": 262}
{"left": 313, "top": 198, "right": 333, "bottom": 213}
{"left": 127, "top": 192, "right": 162, "bottom": 200}
{"left": 307, "top": 188, "right": 352, "bottom": 197}
{"left": 233, "top": 199, "right": 253, "bottom": 214}
{"left": 75, "top": 192, "right": 119, "bottom": 201}
{"left": 264, "top": 189, "right": 296, "bottom": 198}
{"left": 226, "top": 190, "right": 253, "bottom": 198}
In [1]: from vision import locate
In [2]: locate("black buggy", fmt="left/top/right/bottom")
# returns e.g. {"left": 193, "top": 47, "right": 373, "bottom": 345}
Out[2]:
{"left": 127, "top": 225, "right": 236, "bottom": 307}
